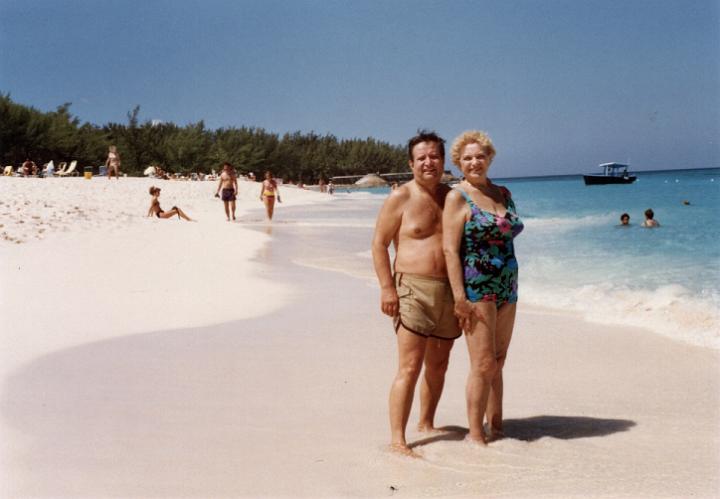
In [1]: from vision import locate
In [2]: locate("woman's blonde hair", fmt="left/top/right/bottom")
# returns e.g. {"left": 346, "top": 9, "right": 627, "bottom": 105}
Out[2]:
{"left": 450, "top": 130, "right": 496, "bottom": 167}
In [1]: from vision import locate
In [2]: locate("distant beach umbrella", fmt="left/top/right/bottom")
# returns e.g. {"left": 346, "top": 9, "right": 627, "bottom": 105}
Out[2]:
{"left": 354, "top": 173, "right": 387, "bottom": 187}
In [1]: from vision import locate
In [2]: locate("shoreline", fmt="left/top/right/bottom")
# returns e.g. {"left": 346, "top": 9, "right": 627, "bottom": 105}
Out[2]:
{"left": 3, "top": 252, "right": 718, "bottom": 497}
{"left": 1, "top": 177, "right": 718, "bottom": 497}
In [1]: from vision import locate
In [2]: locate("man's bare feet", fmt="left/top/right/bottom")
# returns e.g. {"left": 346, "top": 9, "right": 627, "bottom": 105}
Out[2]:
{"left": 388, "top": 443, "right": 422, "bottom": 458}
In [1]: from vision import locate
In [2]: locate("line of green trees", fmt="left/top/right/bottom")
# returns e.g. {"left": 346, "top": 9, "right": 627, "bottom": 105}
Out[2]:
{"left": 0, "top": 93, "right": 408, "bottom": 182}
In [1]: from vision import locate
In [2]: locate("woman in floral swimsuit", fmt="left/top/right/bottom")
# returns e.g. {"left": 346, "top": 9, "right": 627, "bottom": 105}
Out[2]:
{"left": 443, "top": 130, "right": 524, "bottom": 445}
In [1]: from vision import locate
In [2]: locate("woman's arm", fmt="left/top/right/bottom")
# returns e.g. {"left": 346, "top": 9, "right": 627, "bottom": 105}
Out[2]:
{"left": 443, "top": 190, "right": 472, "bottom": 329}
{"left": 274, "top": 180, "right": 281, "bottom": 202}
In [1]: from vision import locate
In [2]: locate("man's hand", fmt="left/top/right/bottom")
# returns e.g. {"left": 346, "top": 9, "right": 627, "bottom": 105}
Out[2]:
{"left": 380, "top": 285, "right": 399, "bottom": 317}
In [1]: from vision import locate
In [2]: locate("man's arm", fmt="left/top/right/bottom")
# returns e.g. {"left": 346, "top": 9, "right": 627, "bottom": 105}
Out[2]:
{"left": 371, "top": 190, "right": 405, "bottom": 317}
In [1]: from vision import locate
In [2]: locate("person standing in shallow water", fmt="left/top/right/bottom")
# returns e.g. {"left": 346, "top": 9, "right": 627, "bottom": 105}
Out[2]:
{"left": 216, "top": 162, "right": 238, "bottom": 221}
{"left": 259, "top": 171, "right": 281, "bottom": 220}
{"left": 372, "top": 131, "right": 459, "bottom": 457}
{"left": 443, "top": 130, "right": 524, "bottom": 445}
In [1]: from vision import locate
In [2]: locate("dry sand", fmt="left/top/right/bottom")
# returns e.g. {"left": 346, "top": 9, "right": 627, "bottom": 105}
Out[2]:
{"left": 1, "top": 176, "right": 718, "bottom": 498}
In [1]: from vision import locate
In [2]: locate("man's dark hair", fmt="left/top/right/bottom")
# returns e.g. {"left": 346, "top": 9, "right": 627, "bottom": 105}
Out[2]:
{"left": 620, "top": 213, "right": 629, "bottom": 220}
{"left": 407, "top": 130, "right": 445, "bottom": 160}
{"left": 644, "top": 208, "right": 654, "bottom": 219}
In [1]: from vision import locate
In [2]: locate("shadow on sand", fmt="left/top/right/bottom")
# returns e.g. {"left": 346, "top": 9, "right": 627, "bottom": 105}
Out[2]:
{"left": 410, "top": 416, "right": 636, "bottom": 448}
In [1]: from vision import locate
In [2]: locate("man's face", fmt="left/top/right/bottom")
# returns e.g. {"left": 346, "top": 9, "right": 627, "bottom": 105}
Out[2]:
{"left": 409, "top": 141, "right": 444, "bottom": 184}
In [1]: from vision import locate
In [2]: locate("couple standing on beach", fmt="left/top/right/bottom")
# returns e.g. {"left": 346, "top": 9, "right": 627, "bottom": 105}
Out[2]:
{"left": 216, "top": 163, "right": 281, "bottom": 221}
{"left": 372, "top": 130, "right": 523, "bottom": 456}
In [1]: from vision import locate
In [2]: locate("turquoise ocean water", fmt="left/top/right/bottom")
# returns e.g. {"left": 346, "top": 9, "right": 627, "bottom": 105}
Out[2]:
{"left": 273, "top": 168, "right": 719, "bottom": 349}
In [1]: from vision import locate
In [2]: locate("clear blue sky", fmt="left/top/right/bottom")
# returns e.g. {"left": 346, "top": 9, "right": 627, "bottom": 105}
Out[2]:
{"left": 1, "top": 0, "right": 718, "bottom": 176}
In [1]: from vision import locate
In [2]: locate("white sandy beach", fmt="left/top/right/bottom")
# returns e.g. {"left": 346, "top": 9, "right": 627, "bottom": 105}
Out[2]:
{"left": 1, "top": 176, "right": 718, "bottom": 498}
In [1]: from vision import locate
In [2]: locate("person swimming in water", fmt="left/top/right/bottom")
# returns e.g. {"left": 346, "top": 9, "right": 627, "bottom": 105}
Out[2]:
{"left": 147, "top": 186, "right": 192, "bottom": 221}
{"left": 619, "top": 213, "right": 630, "bottom": 226}
{"left": 642, "top": 208, "right": 660, "bottom": 228}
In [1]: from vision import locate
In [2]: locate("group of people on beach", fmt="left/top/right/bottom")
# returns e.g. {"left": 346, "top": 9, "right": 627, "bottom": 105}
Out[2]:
{"left": 373, "top": 130, "right": 524, "bottom": 456}
{"left": 147, "top": 162, "right": 283, "bottom": 223}
{"left": 619, "top": 209, "right": 660, "bottom": 228}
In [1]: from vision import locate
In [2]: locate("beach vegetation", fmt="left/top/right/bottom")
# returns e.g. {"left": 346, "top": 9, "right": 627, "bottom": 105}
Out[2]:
{"left": 0, "top": 94, "right": 406, "bottom": 181}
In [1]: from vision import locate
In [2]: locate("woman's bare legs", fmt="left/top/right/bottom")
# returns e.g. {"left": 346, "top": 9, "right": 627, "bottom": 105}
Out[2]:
{"left": 264, "top": 196, "right": 275, "bottom": 220}
{"left": 159, "top": 207, "right": 192, "bottom": 221}
{"left": 485, "top": 303, "right": 516, "bottom": 439}
{"left": 465, "top": 302, "right": 498, "bottom": 444}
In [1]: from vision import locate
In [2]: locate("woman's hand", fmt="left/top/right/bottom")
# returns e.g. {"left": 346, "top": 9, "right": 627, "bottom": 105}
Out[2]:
{"left": 454, "top": 298, "right": 474, "bottom": 332}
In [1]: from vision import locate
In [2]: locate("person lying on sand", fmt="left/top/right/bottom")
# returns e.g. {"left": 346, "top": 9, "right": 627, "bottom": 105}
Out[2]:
{"left": 147, "top": 186, "right": 192, "bottom": 221}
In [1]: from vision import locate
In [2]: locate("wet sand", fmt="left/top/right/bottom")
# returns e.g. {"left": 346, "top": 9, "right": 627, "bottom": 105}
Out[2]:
{"left": 1, "top": 177, "right": 718, "bottom": 497}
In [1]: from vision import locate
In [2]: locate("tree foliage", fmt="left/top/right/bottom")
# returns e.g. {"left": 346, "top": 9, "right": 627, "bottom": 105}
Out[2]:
{"left": 0, "top": 94, "right": 407, "bottom": 181}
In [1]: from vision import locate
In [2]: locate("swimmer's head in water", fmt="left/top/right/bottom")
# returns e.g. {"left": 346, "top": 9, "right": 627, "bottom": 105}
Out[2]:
{"left": 644, "top": 209, "right": 654, "bottom": 219}
{"left": 620, "top": 213, "right": 630, "bottom": 225}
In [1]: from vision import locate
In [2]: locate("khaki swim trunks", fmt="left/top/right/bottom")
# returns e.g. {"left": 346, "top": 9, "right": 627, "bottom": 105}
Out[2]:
{"left": 393, "top": 272, "right": 461, "bottom": 340}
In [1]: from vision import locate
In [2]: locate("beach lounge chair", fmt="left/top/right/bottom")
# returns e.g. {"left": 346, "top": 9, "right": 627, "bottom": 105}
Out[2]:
{"left": 57, "top": 160, "right": 78, "bottom": 177}
{"left": 42, "top": 160, "right": 55, "bottom": 177}
{"left": 3, "top": 165, "right": 12, "bottom": 176}
{"left": 53, "top": 162, "right": 67, "bottom": 176}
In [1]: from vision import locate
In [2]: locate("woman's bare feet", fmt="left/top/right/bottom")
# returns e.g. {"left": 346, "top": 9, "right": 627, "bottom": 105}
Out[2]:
{"left": 388, "top": 443, "right": 422, "bottom": 458}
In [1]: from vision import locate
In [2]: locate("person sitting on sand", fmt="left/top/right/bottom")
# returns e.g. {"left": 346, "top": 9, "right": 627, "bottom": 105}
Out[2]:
{"left": 642, "top": 208, "right": 660, "bottom": 228}
{"left": 21, "top": 159, "right": 37, "bottom": 176}
{"left": 260, "top": 171, "right": 281, "bottom": 220}
{"left": 619, "top": 213, "right": 630, "bottom": 226}
{"left": 372, "top": 130, "right": 459, "bottom": 457}
{"left": 215, "top": 162, "right": 238, "bottom": 221}
{"left": 147, "top": 186, "right": 192, "bottom": 221}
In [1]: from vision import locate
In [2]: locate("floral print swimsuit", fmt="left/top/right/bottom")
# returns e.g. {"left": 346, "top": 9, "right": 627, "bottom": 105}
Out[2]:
{"left": 458, "top": 186, "right": 524, "bottom": 307}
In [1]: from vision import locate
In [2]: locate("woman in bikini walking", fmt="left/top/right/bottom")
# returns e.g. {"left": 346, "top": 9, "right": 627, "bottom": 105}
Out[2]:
{"left": 259, "top": 171, "right": 281, "bottom": 220}
{"left": 106, "top": 145, "right": 121, "bottom": 180}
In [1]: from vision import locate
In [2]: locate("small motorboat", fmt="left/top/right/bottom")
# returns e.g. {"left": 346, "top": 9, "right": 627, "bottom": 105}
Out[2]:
{"left": 583, "top": 163, "right": 637, "bottom": 185}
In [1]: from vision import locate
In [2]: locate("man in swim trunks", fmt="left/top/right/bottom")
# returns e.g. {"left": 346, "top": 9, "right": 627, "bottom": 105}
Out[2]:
{"left": 372, "top": 130, "right": 459, "bottom": 457}
{"left": 216, "top": 162, "right": 238, "bottom": 221}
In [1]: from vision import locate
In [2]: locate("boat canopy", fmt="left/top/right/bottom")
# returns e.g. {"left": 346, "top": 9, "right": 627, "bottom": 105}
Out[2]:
{"left": 598, "top": 162, "right": 629, "bottom": 169}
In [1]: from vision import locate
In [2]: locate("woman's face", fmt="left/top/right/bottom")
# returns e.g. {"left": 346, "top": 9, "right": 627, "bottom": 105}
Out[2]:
{"left": 459, "top": 142, "right": 490, "bottom": 182}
